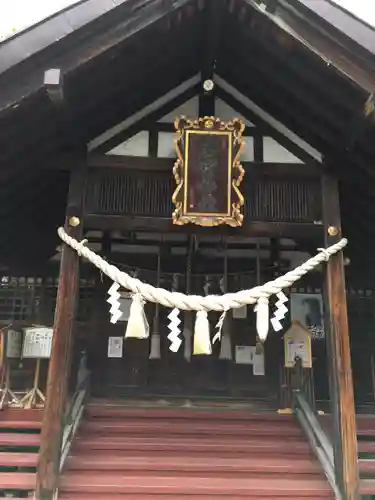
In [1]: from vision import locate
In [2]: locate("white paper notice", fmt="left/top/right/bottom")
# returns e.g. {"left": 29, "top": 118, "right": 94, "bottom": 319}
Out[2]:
{"left": 235, "top": 345, "right": 255, "bottom": 365}
{"left": 6, "top": 329, "right": 22, "bottom": 359}
{"left": 288, "top": 340, "right": 308, "bottom": 364}
{"left": 22, "top": 327, "right": 53, "bottom": 359}
{"left": 253, "top": 351, "right": 265, "bottom": 376}
{"left": 108, "top": 336, "right": 123, "bottom": 358}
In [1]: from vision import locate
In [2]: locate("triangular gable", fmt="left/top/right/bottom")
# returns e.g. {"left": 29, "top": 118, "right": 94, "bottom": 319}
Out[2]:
{"left": 91, "top": 77, "right": 322, "bottom": 165}
{"left": 158, "top": 97, "right": 199, "bottom": 123}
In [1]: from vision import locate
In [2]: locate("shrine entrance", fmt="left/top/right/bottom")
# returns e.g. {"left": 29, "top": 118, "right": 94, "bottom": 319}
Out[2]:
{"left": 87, "top": 233, "right": 282, "bottom": 407}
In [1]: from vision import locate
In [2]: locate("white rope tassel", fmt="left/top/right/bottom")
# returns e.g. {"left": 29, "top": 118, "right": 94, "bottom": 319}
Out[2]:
{"left": 125, "top": 294, "right": 149, "bottom": 339}
{"left": 193, "top": 310, "right": 212, "bottom": 355}
{"left": 255, "top": 297, "right": 269, "bottom": 342}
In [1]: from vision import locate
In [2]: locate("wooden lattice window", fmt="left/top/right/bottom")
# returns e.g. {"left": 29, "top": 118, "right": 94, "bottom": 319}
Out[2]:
{"left": 0, "top": 276, "right": 41, "bottom": 323}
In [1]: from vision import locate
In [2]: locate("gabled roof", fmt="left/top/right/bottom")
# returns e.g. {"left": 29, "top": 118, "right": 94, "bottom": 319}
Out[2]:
{"left": 0, "top": 0, "right": 374, "bottom": 271}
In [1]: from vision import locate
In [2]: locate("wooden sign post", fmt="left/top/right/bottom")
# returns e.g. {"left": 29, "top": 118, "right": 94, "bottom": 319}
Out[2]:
{"left": 0, "top": 328, "right": 22, "bottom": 408}
{"left": 19, "top": 326, "right": 53, "bottom": 409}
{"left": 172, "top": 116, "right": 245, "bottom": 227}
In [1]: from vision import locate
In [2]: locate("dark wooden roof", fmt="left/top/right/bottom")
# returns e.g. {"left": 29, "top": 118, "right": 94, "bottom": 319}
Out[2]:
{"left": 0, "top": 0, "right": 374, "bottom": 269}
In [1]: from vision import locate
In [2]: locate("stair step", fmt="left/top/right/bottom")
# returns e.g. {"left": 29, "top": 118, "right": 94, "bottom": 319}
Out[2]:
{"left": 358, "top": 441, "right": 375, "bottom": 454}
{"left": 360, "top": 479, "right": 375, "bottom": 494}
{"left": 85, "top": 406, "right": 289, "bottom": 422}
{"left": 0, "top": 471, "right": 35, "bottom": 489}
{"left": 0, "top": 409, "right": 42, "bottom": 421}
{"left": 60, "top": 473, "right": 332, "bottom": 496}
{"left": 65, "top": 455, "right": 320, "bottom": 475}
{"left": 59, "top": 496, "right": 331, "bottom": 500}
{"left": 357, "top": 427, "right": 375, "bottom": 437}
{"left": 0, "top": 433, "right": 40, "bottom": 447}
{"left": 0, "top": 420, "right": 41, "bottom": 430}
{"left": 81, "top": 420, "right": 302, "bottom": 437}
{"left": 74, "top": 435, "right": 309, "bottom": 455}
{"left": 0, "top": 451, "right": 37, "bottom": 467}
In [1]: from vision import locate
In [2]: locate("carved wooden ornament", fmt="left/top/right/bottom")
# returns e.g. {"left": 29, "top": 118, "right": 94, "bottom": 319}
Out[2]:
{"left": 172, "top": 116, "right": 245, "bottom": 227}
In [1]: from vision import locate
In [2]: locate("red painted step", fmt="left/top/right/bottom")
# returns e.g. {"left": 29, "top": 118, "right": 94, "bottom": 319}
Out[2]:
{"left": 361, "top": 479, "right": 375, "bottom": 495}
{"left": 62, "top": 405, "right": 333, "bottom": 498}
{"left": 66, "top": 454, "right": 321, "bottom": 475}
{"left": 0, "top": 452, "right": 38, "bottom": 467}
{"left": 85, "top": 406, "right": 291, "bottom": 422}
{"left": 60, "top": 473, "right": 332, "bottom": 496}
{"left": 80, "top": 419, "right": 303, "bottom": 437}
{"left": 358, "top": 441, "right": 375, "bottom": 453}
{"left": 59, "top": 496, "right": 328, "bottom": 500}
{"left": 0, "top": 472, "right": 35, "bottom": 489}
{"left": 74, "top": 435, "right": 311, "bottom": 455}
{"left": 0, "top": 433, "right": 40, "bottom": 447}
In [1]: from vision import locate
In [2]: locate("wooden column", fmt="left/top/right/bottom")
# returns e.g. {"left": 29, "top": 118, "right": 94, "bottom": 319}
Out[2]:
{"left": 322, "top": 173, "right": 359, "bottom": 500}
{"left": 35, "top": 166, "right": 87, "bottom": 500}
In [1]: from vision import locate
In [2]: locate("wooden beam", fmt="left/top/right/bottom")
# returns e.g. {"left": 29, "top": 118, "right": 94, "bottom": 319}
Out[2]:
{"left": 85, "top": 214, "right": 323, "bottom": 239}
{"left": 92, "top": 83, "right": 200, "bottom": 154}
{"left": 242, "top": 0, "right": 374, "bottom": 96}
{"left": 1, "top": 0, "right": 195, "bottom": 111}
{"left": 215, "top": 86, "right": 321, "bottom": 165}
{"left": 86, "top": 155, "right": 322, "bottom": 177}
{"left": 199, "top": 0, "right": 225, "bottom": 115}
{"left": 45, "top": 154, "right": 322, "bottom": 177}
{"left": 35, "top": 166, "right": 87, "bottom": 500}
{"left": 322, "top": 173, "right": 359, "bottom": 500}
{"left": 149, "top": 121, "right": 260, "bottom": 136}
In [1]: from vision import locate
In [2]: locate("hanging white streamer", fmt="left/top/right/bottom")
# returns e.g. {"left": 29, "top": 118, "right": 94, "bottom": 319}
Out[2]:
{"left": 213, "top": 310, "right": 227, "bottom": 344}
{"left": 168, "top": 308, "right": 182, "bottom": 352}
{"left": 270, "top": 291, "right": 289, "bottom": 332}
{"left": 107, "top": 282, "right": 122, "bottom": 324}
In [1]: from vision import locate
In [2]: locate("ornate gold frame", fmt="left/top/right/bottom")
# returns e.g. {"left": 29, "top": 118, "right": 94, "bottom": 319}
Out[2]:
{"left": 172, "top": 116, "right": 245, "bottom": 227}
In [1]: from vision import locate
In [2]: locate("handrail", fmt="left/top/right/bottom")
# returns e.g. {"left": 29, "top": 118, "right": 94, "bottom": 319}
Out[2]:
{"left": 293, "top": 390, "right": 342, "bottom": 500}
{"left": 59, "top": 370, "right": 90, "bottom": 472}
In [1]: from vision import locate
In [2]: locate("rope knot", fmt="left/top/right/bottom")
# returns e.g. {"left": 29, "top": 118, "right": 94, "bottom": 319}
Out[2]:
{"left": 76, "top": 238, "right": 88, "bottom": 256}
{"left": 317, "top": 247, "right": 330, "bottom": 262}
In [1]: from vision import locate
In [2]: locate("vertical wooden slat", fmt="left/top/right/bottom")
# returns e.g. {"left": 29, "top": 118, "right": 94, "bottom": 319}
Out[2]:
{"left": 35, "top": 165, "right": 87, "bottom": 500}
{"left": 322, "top": 173, "right": 359, "bottom": 500}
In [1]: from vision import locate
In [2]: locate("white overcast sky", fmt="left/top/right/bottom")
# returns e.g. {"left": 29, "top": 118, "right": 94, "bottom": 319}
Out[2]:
{"left": 0, "top": 0, "right": 374, "bottom": 40}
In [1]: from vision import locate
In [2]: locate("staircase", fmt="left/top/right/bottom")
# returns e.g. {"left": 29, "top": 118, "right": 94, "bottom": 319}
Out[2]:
{"left": 0, "top": 408, "right": 41, "bottom": 498}
{"left": 355, "top": 415, "right": 375, "bottom": 497}
{"left": 59, "top": 402, "right": 333, "bottom": 499}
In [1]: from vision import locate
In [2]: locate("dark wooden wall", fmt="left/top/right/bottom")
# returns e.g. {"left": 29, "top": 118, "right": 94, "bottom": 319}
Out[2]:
{"left": 85, "top": 165, "right": 322, "bottom": 223}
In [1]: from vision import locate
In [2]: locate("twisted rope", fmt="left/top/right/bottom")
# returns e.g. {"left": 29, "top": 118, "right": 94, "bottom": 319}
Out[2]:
{"left": 58, "top": 227, "right": 347, "bottom": 312}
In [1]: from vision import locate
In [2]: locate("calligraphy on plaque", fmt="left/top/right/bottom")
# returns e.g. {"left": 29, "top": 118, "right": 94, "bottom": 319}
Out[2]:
{"left": 172, "top": 116, "right": 245, "bottom": 227}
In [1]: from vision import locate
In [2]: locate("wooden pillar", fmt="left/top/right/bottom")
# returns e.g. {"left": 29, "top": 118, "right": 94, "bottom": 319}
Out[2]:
{"left": 322, "top": 173, "right": 359, "bottom": 500}
{"left": 35, "top": 166, "right": 87, "bottom": 500}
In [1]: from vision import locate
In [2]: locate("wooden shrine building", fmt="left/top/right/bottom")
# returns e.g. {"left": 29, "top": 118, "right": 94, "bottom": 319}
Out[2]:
{"left": 1, "top": 1, "right": 375, "bottom": 499}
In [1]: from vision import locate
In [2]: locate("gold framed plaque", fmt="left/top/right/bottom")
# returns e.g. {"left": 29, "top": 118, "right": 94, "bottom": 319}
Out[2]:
{"left": 172, "top": 116, "right": 245, "bottom": 227}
